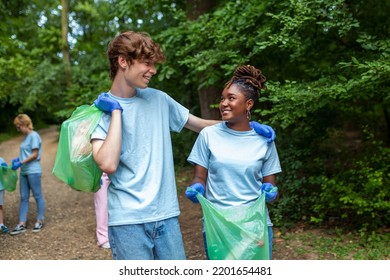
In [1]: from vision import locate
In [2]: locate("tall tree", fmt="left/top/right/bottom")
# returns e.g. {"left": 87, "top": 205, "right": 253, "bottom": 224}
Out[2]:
{"left": 61, "top": 0, "right": 71, "bottom": 87}
{"left": 186, "top": 0, "right": 220, "bottom": 120}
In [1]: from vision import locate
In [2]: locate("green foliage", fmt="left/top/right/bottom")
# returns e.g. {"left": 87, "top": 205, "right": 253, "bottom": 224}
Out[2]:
{"left": 55, "top": 54, "right": 111, "bottom": 119}
{"left": 1, "top": 0, "right": 389, "bottom": 232}
{"left": 270, "top": 145, "right": 312, "bottom": 228}
{"left": 171, "top": 130, "right": 198, "bottom": 167}
{"left": 310, "top": 133, "right": 390, "bottom": 231}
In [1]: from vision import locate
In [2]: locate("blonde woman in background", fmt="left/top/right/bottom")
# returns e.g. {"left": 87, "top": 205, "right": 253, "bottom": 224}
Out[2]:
{"left": 10, "top": 114, "right": 46, "bottom": 235}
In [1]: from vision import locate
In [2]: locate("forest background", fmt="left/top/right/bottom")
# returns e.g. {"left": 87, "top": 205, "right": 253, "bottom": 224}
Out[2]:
{"left": 0, "top": 0, "right": 389, "bottom": 243}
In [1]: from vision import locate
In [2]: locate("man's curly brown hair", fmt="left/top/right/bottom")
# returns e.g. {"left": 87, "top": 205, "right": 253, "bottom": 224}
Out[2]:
{"left": 106, "top": 31, "right": 166, "bottom": 81}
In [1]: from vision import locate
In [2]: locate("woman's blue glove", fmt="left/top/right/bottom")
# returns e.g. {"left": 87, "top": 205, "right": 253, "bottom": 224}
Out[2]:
{"left": 185, "top": 183, "right": 205, "bottom": 203}
{"left": 11, "top": 157, "right": 23, "bottom": 170}
{"left": 250, "top": 121, "right": 276, "bottom": 143}
{"left": 1, "top": 162, "right": 8, "bottom": 167}
{"left": 94, "top": 93, "right": 123, "bottom": 115}
{"left": 261, "top": 182, "right": 279, "bottom": 203}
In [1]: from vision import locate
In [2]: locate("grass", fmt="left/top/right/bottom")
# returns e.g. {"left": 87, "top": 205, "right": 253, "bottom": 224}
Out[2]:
{"left": 0, "top": 132, "right": 17, "bottom": 143}
{"left": 273, "top": 226, "right": 390, "bottom": 260}
{"left": 0, "top": 123, "right": 50, "bottom": 143}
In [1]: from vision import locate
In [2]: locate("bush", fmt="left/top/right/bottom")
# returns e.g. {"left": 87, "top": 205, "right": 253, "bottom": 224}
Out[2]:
{"left": 310, "top": 142, "right": 390, "bottom": 231}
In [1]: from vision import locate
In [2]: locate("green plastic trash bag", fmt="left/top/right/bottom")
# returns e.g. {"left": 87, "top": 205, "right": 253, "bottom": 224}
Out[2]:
{"left": 0, "top": 166, "right": 18, "bottom": 192}
{"left": 52, "top": 104, "right": 103, "bottom": 192}
{"left": 197, "top": 193, "right": 269, "bottom": 260}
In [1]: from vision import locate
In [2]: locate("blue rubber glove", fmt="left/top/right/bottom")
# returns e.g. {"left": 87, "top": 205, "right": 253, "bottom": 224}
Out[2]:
{"left": 93, "top": 93, "right": 123, "bottom": 115}
{"left": 185, "top": 183, "right": 205, "bottom": 203}
{"left": 261, "top": 182, "right": 279, "bottom": 203}
{"left": 11, "top": 157, "right": 23, "bottom": 170}
{"left": 250, "top": 121, "right": 276, "bottom": 143}
{"left": 1, "top": 162, "right": 8, "bottom": 167}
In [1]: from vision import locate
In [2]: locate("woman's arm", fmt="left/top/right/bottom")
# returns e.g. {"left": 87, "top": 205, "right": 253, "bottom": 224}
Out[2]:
{"left": 262, "top": 174, "right": 276, "bottom": 186}
{"left": 190, "top": 164, "right": 208, "bottom": 187}
{"left": 21, "top": 149, "right": 39, "bottom": 164}
{"left": 185, "top": 164, "right": 209, "bottom": 203}
{"left": 262, "top": 174, "right": 279, "bottom": 203}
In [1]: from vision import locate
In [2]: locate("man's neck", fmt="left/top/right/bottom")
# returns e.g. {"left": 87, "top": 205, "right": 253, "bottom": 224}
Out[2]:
{"left": 110, "top": 80, "right": 136, "bottom": 98}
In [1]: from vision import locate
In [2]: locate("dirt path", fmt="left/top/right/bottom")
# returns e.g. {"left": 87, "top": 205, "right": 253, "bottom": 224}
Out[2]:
{"left": 0, "top": 126, "right": 111, "bottom": 259}
{"left": 0, "top": 125, "right": 207, "bottom": 260}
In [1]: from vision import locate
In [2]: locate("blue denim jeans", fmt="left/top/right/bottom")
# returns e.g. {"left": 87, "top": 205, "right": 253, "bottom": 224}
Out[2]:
{"left": 19, "top": 173, "right": 45, "bottom": 222}
{"left": 203, "top": 226, "right": 274, "bottom": 260}
{"left": 108, "top": 216, "right": 186, "bottom": 260}
{"left": 268, "top": 226, "right": 273, "bottom": 259}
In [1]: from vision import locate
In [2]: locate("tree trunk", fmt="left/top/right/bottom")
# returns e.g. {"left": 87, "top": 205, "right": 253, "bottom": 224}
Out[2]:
{"left": 383, "top": 103, "right": 390, "bottom": 145}
{"left": 198, "top": 87, "right": 222, "bottom": 120}
{"left": 61, "top": 0, "right": 72, "bottom": 87}
{"left": 186, "top": 0, "right": 216, "bottom": 20}
{"left": 186, "top": 0, "right": 220, "bottom": 120}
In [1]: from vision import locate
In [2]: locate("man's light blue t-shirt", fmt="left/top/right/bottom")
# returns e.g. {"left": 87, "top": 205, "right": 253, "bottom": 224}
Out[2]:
{"left": 187, "top": 122, "right": 282, "bottom": 226}
{"left": 91, "top": 88, "right": 189, "bottom": 226}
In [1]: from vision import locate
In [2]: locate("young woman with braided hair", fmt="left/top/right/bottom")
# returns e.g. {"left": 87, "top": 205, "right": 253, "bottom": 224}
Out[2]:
{"left": 185, "top": 65, "right": 282, "bottom": 259}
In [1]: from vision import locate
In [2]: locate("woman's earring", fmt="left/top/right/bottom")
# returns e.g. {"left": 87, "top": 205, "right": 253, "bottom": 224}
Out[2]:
{"left": 247, "top": 110, "right": 251, "bottom": 120}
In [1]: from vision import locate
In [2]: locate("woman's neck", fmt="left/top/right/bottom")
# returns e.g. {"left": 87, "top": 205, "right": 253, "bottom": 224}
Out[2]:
{"left": 226, "top": 121, "right": 251, "bottom": 131}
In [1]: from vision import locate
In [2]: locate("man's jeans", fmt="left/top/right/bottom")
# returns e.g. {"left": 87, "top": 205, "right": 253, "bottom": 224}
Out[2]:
{"left": 108, "top": 216, "right": 186, "bottom": 260}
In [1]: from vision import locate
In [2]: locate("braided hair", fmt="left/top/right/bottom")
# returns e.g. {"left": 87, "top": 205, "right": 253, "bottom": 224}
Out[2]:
{"left": 225, "top": 65, "right": 266, "bottom": 102}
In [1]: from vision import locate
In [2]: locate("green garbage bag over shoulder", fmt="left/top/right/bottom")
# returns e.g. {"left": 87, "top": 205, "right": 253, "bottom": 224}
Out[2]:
{"left": 0, "top": 166, "right": 18, "bottom": 192}
{"left": 197, "top": 193, "right": 269, "bottom": 260}
{"left": 52, "top": 104, "right": 103, "bottom": 192}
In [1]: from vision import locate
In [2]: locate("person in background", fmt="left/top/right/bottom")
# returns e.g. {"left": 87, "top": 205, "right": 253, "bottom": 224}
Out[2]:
{"left": 94, "top": 172, "right": 110, "bottom": 249}
{"left": 0, "top": 157, "right": 10, "bottom": 234}
{"left": 9, "top": 114, "right": 46, "bottom": 235}
{"left": 91, "top": 31, "right": 276, "bottom": 260}
{"left": 185, "top": 65, "right": 282, "bottom": 259}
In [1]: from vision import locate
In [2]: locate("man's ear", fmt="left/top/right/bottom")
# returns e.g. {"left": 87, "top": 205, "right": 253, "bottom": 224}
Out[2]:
{"left": 118, "top": 55, "right": 128, "bottom": 69}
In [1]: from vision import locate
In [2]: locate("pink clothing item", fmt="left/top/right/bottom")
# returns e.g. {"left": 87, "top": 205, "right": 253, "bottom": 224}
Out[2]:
{"left": 94, "top": 173, "right": 110, "bottom": 247}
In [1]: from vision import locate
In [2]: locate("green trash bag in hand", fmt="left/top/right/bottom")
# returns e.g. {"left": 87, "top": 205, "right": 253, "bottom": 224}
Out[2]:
{"left": 197, "top": 193, "right": 269, "bottom": 260}
{"left": 0, "top": 165, "right": 18, "bottom": 192}
{"left": 52, "top": 104, "right": 103, "bottom": 192}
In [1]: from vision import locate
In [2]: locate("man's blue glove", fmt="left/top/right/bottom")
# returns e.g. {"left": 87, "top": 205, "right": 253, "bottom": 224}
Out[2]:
{"left": 185, "top": 183, "right": 205, "bottom": 203}
{"left": 11, "top": 157, "right": 23, "bottom": 170}
{"left": 93, "top": 93, "right": 123, "bottom": 115}
{"left": 1, "top": 162, "right": 8, "bottom": 167}
{"left": 250, "top": 121, "right": 276, "bottom": 143}
{"left": 261, "top": 182, "right": 279, "bottom": 203}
